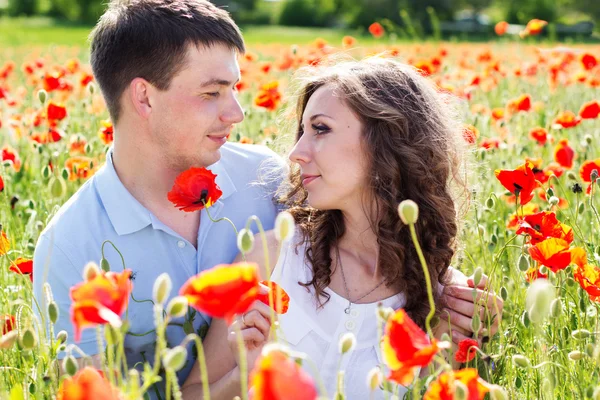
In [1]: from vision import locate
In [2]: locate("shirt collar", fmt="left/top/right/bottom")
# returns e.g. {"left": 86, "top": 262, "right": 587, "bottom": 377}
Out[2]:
{"left": 95, "top": 148, "right": 237, "bottom": 236}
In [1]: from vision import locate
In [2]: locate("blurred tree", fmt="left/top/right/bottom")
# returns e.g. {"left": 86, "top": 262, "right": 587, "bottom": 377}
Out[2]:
{"left": 7, "top": 0, "right": 38, "bottom": 16}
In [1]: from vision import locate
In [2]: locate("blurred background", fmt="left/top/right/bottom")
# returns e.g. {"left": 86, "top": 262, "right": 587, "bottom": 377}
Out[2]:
{"left": 0, "top": 0, "right": 597, "bottom": 46}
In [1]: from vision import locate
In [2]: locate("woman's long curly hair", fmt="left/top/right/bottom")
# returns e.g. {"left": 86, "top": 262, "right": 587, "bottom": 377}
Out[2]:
{"left": 278, "top": 56, "right": 470, "bottom": 328}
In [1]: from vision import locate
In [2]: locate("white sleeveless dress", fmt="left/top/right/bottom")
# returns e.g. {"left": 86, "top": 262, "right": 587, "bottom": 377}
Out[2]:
{"left": 271, "top": 230, "right": 408, "bottom": 399}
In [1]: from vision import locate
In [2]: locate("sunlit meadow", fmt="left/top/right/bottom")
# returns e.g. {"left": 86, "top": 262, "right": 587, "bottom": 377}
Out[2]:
{"left": 1, "top": 20, "right": 600, "bottom": 399}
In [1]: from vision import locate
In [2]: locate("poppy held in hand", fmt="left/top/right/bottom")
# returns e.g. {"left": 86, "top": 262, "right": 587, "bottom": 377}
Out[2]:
{"left": 70, "top": 270, "right": 132, "bottom": 342}
{"left": 494, "top": 161, "right": 539, "bottom": 205}
{"left": 168, "top": 167, "right": 223, "bottom": 212}
{"left": 257, "top": 280, "right": 290, "bottom": 314}
{"left": 180, "top": 262, "right": 260, "bottom": 323}
{"left": 381, "top": 309, "right": 442, "bottom": 385}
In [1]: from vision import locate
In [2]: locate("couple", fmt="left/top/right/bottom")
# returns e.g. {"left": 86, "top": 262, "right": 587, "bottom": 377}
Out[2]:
{"left": 32, "top": 0, "right": 502, "bottom": 399}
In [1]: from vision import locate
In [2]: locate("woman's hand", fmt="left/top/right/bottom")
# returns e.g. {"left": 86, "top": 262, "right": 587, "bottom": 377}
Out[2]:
{"left": 227, "top": 292, "right": 274, "bottom": 373}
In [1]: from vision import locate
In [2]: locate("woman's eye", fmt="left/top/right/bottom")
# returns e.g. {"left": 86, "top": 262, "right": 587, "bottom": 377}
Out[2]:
{"left": 312, "top": 124, "right": 330, "bottom": 135}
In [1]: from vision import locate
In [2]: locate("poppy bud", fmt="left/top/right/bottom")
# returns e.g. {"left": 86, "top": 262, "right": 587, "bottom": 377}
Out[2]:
{"left": 38, "top": 89, "right": 47, "bottom": 104}
{"left": 592, "top": 169, "right": 599, "bottom": 182}
{"left": 0, "top": 330, "right": 18, "bottom": 349}
{"left": 36, "top": 221, "right": 44, "bottom": 232}
{"left": 87, "top": 82, "right": 95, "bottom": 95}
{"left": 586, "top": 343, "right": 595, "bottom": 358}
{"left": 489, "top": 385, "right": 509, "bottom": 400}
{"left": 550, "top": 298, "right": 562, "bottom": 318}
{"left": 47, "top": 302, "right": 59, "bottom": 325}
{"left": 454, "top": 380, "right": 468, "bottom": 400}
{"left": 526, "top": 278, "right": 555, "bottom": 324}
{"left": 471, "top": 313, "right": 481, "bottom": 333}
{"left": 500, "top": 286, "right": 508, "bottom": 301}
{"left": 485, "top": 197, "right": 495, "bottom": 209}
{"left": 473, "top": 266, "right": 483, "bottom": 286}
{"left": 512, "top": 354, "right": 530, "bottom": 368}
{"left": 518, "top": 254, "right": 530, "bottom": 272}
{"left": 366, "top": 367, "right": 383, "bottom": 391}
{"left": 49, "top": 176, "right": 66, "bottom": 199}
{"left": 61, "top": 168, "right": 69, "bottom": 180}
{"left": 63, "top": 356, "right": 78, "bottom": 376}
{"left": 275, "top": 211, "right": 295, "bottom": 242}
{"left": 566, "top": 171, "right": 577, "bottom": 181}
{"left": 546, "top": 187, "right": 555, "bottom": 197}
{"left": 585, "top": 134, "right": 593, "bottom": 145}
{"left": 578, "top": 202, "right": 585, "bottom": 214}
{"left": 166, "top": 296, "right": 188, "bottom": 318}
{"left": 56, "top": 330, "right": 68, "bottom": 344}
{"left": 237, "top": 228, "right": 254, "bottom": 254}
{"left": 572, "top": 329, "right": 591, "bottom": 339}
{"left": 43, "top": 282, "right": 54, "bottom": 304}
{"left": 21, "top": 328, "right": 37, "bottom": 349}
{"left": 163, "top": 346, "right": 187, "bottom": 371}
{"left": 41, "top": 165, "right": 51, "bottom": 179}
{"left": 338, "top": 332, "right": 356, "bottom": 355}
{"left": 153, "top": 273, "right": 172, "bottom": 305}
{"left": 83, "top": 262, "right": 100, "bottom": 281}
{"left": 377, "top": 305, "right": 394, "bottom": 322}
{"left": 100, "top": 258, "right": 110, "bottom": 272}
{"left": 568, "top": 350, "right": 584, "bottom": 361}
{"left": 548, "top": 196, "right": 559, "bottom": 206}
{"left": 521, "top": 310, "right": 530, "bottom": 328}
{"left": 398, "top": 200, "right": 419, "bottom": 225}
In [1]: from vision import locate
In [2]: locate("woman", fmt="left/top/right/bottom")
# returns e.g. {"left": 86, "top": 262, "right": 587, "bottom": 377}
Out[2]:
{"left": 182, "top": 56, "right": 503, "bottom": 399}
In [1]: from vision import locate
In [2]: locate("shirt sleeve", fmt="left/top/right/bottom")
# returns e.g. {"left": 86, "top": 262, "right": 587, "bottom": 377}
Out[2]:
{"left": 33, "top": 233, "right": 102, "bottom": 358}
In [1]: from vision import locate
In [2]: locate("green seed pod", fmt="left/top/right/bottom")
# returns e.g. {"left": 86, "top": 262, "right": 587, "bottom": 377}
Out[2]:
{"left": 471, "top": 313, "right": 481, "bottom": 333}
{"left": 274, "top": 211, "right": 295, "bottom": 242}
{"left": 512, "top": 354, "right": 531, "bottom": 368}
{"left": 473, "top": 267, "right": 483, "bottom": 287}
{"left": 29, "top": 383, "right": 36, "bottom": 395}
{"left": 38, "top": 89, "right": 47, "bottom": 104}
{"left": 579, "top": 202, "right": 585, "bottom": 214}
{"left": 61, "top": 168, "right": 69, "bottom": 180}
{"left": 63, "top": 356, "right": 78, "bottom": 376}
{"left": 586, "top": 343, "right": 595, "bottom": 358}
{"left": 21, "top": 328, "right": 37, "bottom": 349}
{"left": 47, "top": 302, "right": 59, "bottom": 324}
{"left": 489, "top": 385, "right": 508, "bottom": 400}
{"left": 453, "top": 380, "right": 468, "bottom": 400}
{"left": 490, "top": 233, "right": 498, "bottom": 244}
{"left": 500, "top": 286, "right": 508, "bottom": 301}
{"left": 572, "top": 329, "right": 591, "bottom": 340}
{"left": 518, "top": 254, "right": 530, "bottom": 272}
{"left": 398, "top": 200, "right": 419, "bottom": 225}
{"left": 56, "top": 330, "right": 68, "bottom": 344}
{"left": 566, "top": 171, "right": 578, "bottom": 181}
{"left": 485, "top": 197, "right": 495, "bottom": 209}
{"left": 100, "top": 258, "right": 110, "bottom": 272}
{"left": 521, "top": 310, "right": 530, "bottom": 328}
{"left": 163, "top": 346, "right": 187, "bottom": 371}
{"left": 568, "top": 350, "right": 584, "bottom": 361}
{"left": 546, "top": 187, "right": 555, "bottom": 198}
{"left": 166, "top": 296, "right": 188, "bottom": 318}
{"left": 153, "top": 273, "right": 172, "bottom": 305}
{"left": 515, "top": 375, "right": 522, "bottom": 389}
{"left": 49, "top": 176, "right": 66, "bottom": 198}
{"left": 237, "top": 228, "right": 255, "bottom": 254}
{"left": 550, "top": 298, "right": 562, "bottom": 318}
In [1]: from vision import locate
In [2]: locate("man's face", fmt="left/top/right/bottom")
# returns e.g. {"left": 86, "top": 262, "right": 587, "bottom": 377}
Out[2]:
{"left": 148, "top": 43, "right": 244, "bottom": 170}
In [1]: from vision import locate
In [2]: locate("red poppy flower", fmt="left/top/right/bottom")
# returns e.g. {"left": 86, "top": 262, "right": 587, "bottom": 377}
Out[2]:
{"left": 342, "top": 35, "right": 356, "bottom": 48}
{"left": 1, "top": 314, "right": 15, "bottom": 335}
{"left": 491, "top": 108, "right": 505, "bottom": 120}
{"left": 553, "top": 139, "right": 575, "bottom": 169}
{"left": 574, "top": 263, "right": 600, "bottom": 302}
{"left": 529, "top": 127, "right": 548, "bottom": 145}
{"left": 495, "top": 21, "right": 508, "bottom": 36}
{"left": 580, "top": 53, "right": 598, "bottom": 71}
{"left": 528, "top": 238, "right": 582, "bottom": 273}
{"left": 580, "top": 159, "right": 600, "bottom": 182}
{"left": 31, "top": 128, "right": 63, "bottom": 144}
{"left": 180, "top": 262, "right": 260, "bottom": 323}
{"left": 98, "top": 120, "right": 114, "bottom": 146}
{"left": 579, "top": 100, "right": 600, "bottom": 119}
{"left": 507, "top": 94, "right": 531, "bottom": 113}
{"left": 69, "top": 134, "right": 87, "bottom": 155}
{"left": 424, "top": 368, "right": 489, "bottom": 400}
{"left": 494, "top": 161, "right": 539, "bottom": 205}
{"left": 455, "top": 339, "right": 479, "bottom": 363}
{"left": 65, "top": 156, "right": 97, "bottom": 181}
{"left": 381, "top": 309, "right": 441, "bottom": 385}
{"left": 43, "top": 73, "right": 62, "bottom": 92}
{"left": 368, "top": 22, "right": 385, "bottom": 38}
{"left": 0, "top": 230, "right": 10, "bottom": 256}
{"left": 1, "top": 145, "right": 22, "bottom": 172}
{"left": 57, "top": 367, "right": 122, "bottom": 400}
{"left": 81, "top": 73, "right": 94, "bottom": 88}
{"left": 525, "top": 266, "right": 548, "bottom": 283}
{"left": 462, "top": 125, "right": 479, "bottom": 144}
{"left": 257, "top": 281, "right": 290, "bottom": 314}
{"left": 516, "top": 211, "right": 574, "bottom": 245}
{"left": 9, "top": 257, "right": 33, "bottom": 282}
{"left": 507, "top": 204, "right": 539, "bottom": 229}
{"left": 520, "top": 19, "right": 547, "bottom": 37}
{"left": 167, "top": 167, "right": 223, "bottom": 212}
{"left": 480, "top": 138, "right": 500, "bottom": 150}
{"left": 254, "top": 81, "right": 282, "bottom": 112}
{"left": 47, "top": 101, "right": 67, "bottom": 121}
{"left": 70, "top": 270, "right": 132, "bottom": 342}
{"left": 553, "top": 111, "right": 581, "bottom": 129}
{"left": 250, "top": 349, "right": 318, "bottom": 400}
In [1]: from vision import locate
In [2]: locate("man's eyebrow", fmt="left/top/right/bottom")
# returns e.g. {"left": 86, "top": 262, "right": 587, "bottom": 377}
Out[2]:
{"left": 198, "top": 77, "right": 241, "bottom": 88}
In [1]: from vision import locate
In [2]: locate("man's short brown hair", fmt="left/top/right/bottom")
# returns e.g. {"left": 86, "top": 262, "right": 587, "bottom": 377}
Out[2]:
{"left": 90, "top": 0, "right": 245, "bottom": 122}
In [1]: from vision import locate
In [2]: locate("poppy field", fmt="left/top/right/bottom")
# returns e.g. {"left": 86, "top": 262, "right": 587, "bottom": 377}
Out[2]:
{"left": 1, "top": 22, "right": 600, "bottom": 399}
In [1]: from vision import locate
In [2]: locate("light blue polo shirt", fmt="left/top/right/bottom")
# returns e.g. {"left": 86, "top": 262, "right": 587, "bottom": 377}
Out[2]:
{"left": 33, "top": 142, "right": 283, "bottom": 397}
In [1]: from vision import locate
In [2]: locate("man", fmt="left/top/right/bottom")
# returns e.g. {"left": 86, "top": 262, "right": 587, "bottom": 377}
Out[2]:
{"left": 33, "top": 1, "right": 499, "bottom": 399}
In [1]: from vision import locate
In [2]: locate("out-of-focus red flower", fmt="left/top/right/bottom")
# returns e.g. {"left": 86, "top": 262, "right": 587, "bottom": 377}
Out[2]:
{"left": 455, "top": 339, "right": 479, "bottom": 363}
{"left": 342, "top": 36, "right": 356, "bottom": 48}
{"left": 1, "top": 314, "right": 15, "bottom": 335}
{"left": 167, "top": 167, "right": 222, "bottom": 212}
{"left": 57, "top": 367, "right": 122, "bottom": 400}
{"left": 525, "top": 266, "right": 548, "bottom": 282}
{"left": 98, "top": 120, "right": 114, "bottom": 146}
{"left": 424, "top": 368, "right": 489, "bottom": 400}
{"left": 495, "top": 21, "right": 509, "bottom": 36}
{"left": 574, "top": 263, "right": 600, "bottom": 302}
{"left": 9, "top": 257, "right": 33, "bottom": 282}
{"left": 516, "top": 211, "right": 574, "bottom": 244}
{"left": 31, "top": 127, "right": 63, "bottom": 144}
{"left": 69, "top": 134, "right": 87, "bottom": 155}
{"left": 0, "top": 230, "right": 10, "bottom": 255}
{"left": 250, "top": 349, "right": 318, "bottom": 400}
{"left": 180, "top": 262, "right": 260, "bottom": 323}
{"left": 1, "top": 145, "right": 21, "bottom": 172}
{"left": 254, "top": 81, "right": 282, "bottom": 112}
{"left": 0, "top": 175, "right": 4, "bottom": 193}
{"left": 507, "top": 94, "right": 531, "bottom": 113}
{"left": 491, "top": 108, "right": 505, "bottom": 120}
{"left": 368, "top": 22, "right": 385, "bottom": 38}
{"left": 70, "top": 270, "right": 132, "bottom": 342}
{"left": 47, "top": 101, "right": 67, "bottom": 121}
{"left": 553, "top": 111, "right": 581, "bottom": 129}
{"left": 381, "top": 309, "right": 441, "bottom": 385}
{"left": 520, "top": 19, "right": 547, "bottom": 37}
{"left": 553, "top": 138, "right": 575, "bottom": 169}
{"left": 462, "top": 124, "right": 479, "bottom": 144}
{"left": 580, "top": 159, "right": 600, "bottom": 182}
{"left": 65, "top": 156, "right": 97, "bottom": 181}
{"left": 580, "top": 53, "right": 598, "bottom": 71}
{"left": 257, "top": 281, "right": 290, "bottom": 314}
{"left": 480, "top": 137, "right": 501, "bottom": 150}
{"left": 579, "top": 100, "right": 600, "bottom": 119}
{"left": 529, "top": 127, "right": 548, "bottom": 145}
{"left": 494, "top": 161, "right": 539, "bottom": 205}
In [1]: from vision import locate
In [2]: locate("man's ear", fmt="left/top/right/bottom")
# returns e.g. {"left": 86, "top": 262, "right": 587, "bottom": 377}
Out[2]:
{"left": 129, "top": 78, "right": 153, "bottom": 119}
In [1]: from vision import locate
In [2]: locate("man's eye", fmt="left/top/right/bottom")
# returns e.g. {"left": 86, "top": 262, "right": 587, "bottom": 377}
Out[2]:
{"left": 206, "top": 92, "right": 219, "bottom": 98}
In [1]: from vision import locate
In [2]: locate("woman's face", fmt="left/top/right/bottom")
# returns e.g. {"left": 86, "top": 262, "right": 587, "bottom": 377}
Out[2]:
{"left": 289, "top": 84, "right": 370, "bottom": 211}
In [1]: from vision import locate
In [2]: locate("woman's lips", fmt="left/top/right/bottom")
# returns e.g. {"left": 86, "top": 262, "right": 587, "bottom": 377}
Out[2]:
{"left": 302, "top": 175, "right": 320, "bottom": 186}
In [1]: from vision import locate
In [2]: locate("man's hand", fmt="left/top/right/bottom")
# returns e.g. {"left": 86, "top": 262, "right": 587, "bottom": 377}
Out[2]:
{"left": 435, "top": 273, "right": 504, "bottom": 346}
